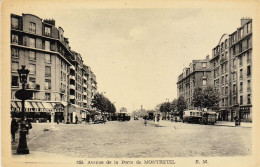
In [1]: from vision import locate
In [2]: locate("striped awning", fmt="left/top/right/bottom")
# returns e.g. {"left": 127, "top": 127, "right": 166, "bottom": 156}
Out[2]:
{"left": 11, "top": 101, "right": 52, "bottom": 112}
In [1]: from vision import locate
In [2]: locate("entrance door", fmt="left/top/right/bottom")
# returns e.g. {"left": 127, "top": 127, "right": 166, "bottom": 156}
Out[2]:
{"left": 55, "top": 112, "right": 64, "bottom": 123}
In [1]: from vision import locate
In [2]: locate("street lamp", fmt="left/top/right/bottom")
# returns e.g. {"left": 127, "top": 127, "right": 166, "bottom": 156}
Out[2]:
{"left": 16, "top": 65, "right": 30, "bottom": 154}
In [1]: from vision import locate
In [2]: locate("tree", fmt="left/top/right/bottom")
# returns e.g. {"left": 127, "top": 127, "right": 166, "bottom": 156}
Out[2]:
{"left": 203, "top": 85, "right": 220, "bottom": 108}
{"left": 91, "top": 93, "right": 116, "bottom": 113}
{"left": 192, "top": 86, "right": 220, "bottom": 110}
{"left": 192, "top": 87, "right": 204, "bottom": 110}
{"left": 177, "top": 96, "right": 187, "bottom": 119}
{"left": 171, "top": 99, "right": 178, "bottom": 115}
{"left": 159, "top": 102, "right": 171, "bottom": 113}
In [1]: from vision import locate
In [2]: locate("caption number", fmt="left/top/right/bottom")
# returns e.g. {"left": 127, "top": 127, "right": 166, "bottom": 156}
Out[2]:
{"left": 76, "top": 160, "right": 84, "bottom": 164}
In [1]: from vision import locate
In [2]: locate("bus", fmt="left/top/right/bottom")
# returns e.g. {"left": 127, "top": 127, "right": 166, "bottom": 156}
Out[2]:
{"left": 200, "top": 111, "right": 217, "bottom": 125}
{"left": 183, "top": 110, "right": 202, "bottom": 123}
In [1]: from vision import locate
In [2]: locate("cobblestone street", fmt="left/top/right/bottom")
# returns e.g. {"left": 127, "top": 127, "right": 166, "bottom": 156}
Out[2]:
{"left": 12, "top": 119, "right": 251, "bottom": 158}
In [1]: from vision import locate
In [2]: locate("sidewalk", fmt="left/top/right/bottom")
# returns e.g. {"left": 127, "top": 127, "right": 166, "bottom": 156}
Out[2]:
{"left": 215, "top": 121, "right": 252, "bottom": 128}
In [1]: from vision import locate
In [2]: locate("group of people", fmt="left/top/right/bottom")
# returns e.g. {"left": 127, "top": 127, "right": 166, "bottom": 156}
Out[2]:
{"left": 11, "top": 117, "right": 32, "bottom": 142}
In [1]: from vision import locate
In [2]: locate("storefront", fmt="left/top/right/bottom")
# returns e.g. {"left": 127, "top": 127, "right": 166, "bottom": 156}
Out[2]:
{"left": 11, "top": 100, "right": 66, "bottom": 123}
{"left": 240, "top": 105, "right": 252, "bottom": 122}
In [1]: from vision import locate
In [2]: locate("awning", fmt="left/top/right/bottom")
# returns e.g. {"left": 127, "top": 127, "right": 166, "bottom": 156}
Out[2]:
{"left": 11, "top": 101, "right": 66, "bottom": 112}
{"left": 30, "top": 102, "right": 40, "bottom": 109}
{"left": 11, "top": 102, "right": 18, "bottom": 108}
{"left": 42, "top": 102, "right": 53, "bottom": 109}
{"left": 88, "top": 110, "right": 101, "bottom": 115}
{"left": 25, "top": 102, "right": 32, "bottom": 108}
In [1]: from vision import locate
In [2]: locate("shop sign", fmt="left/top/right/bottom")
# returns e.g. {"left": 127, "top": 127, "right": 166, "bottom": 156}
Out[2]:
{"left": 240, "top": 106, "right": 251, "bottom": 112}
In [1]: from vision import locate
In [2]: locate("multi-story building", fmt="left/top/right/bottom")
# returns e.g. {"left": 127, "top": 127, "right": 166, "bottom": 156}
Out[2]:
{"left": 177, "top": 56, "right": 211, "bottom": 109}
{"left": 210, "top": 34, "right": 231, "bottom": 121}
{"left": 10, "top": 13, "right": 98, "bottom": 123}
{"left": 229, "top": 18, "right": 252, "bottom": 122}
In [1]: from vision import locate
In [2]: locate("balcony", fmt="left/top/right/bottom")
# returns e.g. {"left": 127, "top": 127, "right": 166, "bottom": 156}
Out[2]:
{"left": 60, "top": 88, "right": 66, "bottom": 94}
{"left": 69, "top": 84, "right": 75, "bottom": 90}
{"left": 70, "top": 66, "right": 75, "bottom": 71}
{"left": 83, "top": 76, "right": 87, "bottom": 81}
{"left": 26, "top": 84, "right": 40, "bottom": 90}
{"left": 69, "top": 75, "right": 75, "bottom": 80}
{"left": 69, "top": 95, "right": 75, "bottom": 99}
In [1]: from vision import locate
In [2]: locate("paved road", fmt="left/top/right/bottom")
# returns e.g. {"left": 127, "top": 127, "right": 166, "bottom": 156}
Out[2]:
{"left": 12, "top": 119, "right": 251, "bottom": 158}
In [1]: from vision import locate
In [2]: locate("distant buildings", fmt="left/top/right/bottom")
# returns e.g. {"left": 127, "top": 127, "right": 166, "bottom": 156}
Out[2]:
{"left": 177, "top": 56, "right": 211, "bottom": 109}
{"left": 11, "top": 13, "right": 97, "bottom": 123}
{"left": 177, "top": 18, "right": 252, "bottom": 122}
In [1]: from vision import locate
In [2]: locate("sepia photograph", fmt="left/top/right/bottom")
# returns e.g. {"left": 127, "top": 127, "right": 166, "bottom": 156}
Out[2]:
{"left": 1, "top": 0, "right": 260, "bottom": 167}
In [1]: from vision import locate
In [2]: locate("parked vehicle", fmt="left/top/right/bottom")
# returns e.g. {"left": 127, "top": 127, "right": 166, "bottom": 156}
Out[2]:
{"left": 200, "top": 111, "right": 217, "bottom": 125}
{"left": 93, "top": 115, "right": 106, "bottom": 124}
{"left": 118, "top": 113, "right": 131, "bottom": 121}
{"left": 147, "top": 112, "right": 154, "bottom": 120}
{"left": 183, "top": 110, "right": 202, "bottom": 123}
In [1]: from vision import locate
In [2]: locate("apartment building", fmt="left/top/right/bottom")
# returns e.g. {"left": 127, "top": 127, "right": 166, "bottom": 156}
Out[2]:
{"left": 229, "top": 18, "right": 252, "bottom": 122}
{"left": 210, "top": 34, "right": 231, "bottom": 121}
{"left": 10, "top": 13, "right": 97, "bottom": 123}
{"left": 177, "top": 56, "right": 211, "bottom": 109}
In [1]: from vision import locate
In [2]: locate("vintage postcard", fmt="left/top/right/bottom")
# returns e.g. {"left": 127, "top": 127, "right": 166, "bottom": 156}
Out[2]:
{"left": 1, "top": 0, "right": 260, "bottom": 167}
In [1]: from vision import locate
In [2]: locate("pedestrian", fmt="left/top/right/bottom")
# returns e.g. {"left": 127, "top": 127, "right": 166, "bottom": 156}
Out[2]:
{"left": 86, "top": 114, "right": 90, "bottom": 125}
{"left": 75, "top": 115, "right": 78, "bottom": 124}
{"left": 25, "top": 118, "right": 32, "bottom": 135}
{"left": 144, "top": 116, "right": 147, "bottom": 126}
{"left": 11, "top": 116, "right": 19, "bottom": 142}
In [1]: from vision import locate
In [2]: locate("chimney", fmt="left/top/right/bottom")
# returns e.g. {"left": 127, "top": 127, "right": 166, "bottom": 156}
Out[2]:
{"left": 206, "top": 55, "right": 209, "bottom": 60}
{"left": 241, "top": 17, "right": 251, "bottom": 26}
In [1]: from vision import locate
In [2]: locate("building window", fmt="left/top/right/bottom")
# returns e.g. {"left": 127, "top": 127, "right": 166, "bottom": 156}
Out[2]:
{"left": 233, "top": 96, "right": 237, "bottom": 105}
{"left": 28, "top": 78, "right": 36, "bottom": 88}
{"left": 45, "top": 40, "right": 50, "bottom": 50}
{"left": 240, "top": 96, "right": 243, "bottom": 105}
{"left": 29, "top": 64, "right": 36, "bottom": 74}
{"left": 233, "top": 84, "right": 236, "bottom": 93}
{"left": 45, "top": 66, "right": 51, "bottom": 76}
{"left": 45, "top": 79, "right": 51, "bottom": 90}
{"left": 247, "top": 51, "right": 251, "bottom": 63}
{"left": 44, "top": 27, "right": 51, "bottom": 36}
{"left": 240, "top": 29, "right": 243, "bottom": 39}
{"left": 29, "top": 38, "right": 36, "bottom": 48}
{"left": 233, "top": 47, "right": 236, "bottom": 56}
{"left": 233, "top": 59, "right": 236, "bottom": 68}
{"left": 247, "top": 94, "right": 251, "bottom": 104}
{"left": 240, "top": 82, "right": 243, "bottom": 93}
{"left": 248, "top": 22, "right": 252, "bottom": 33}
{"left": 11, "top": 17, "right": 19, "bottom": 29}
{"left": 240, "top": 69, "right": 243, "bottom": 79}
{"left": 202, "top": 62, "right": 207, "bottom": 68}
{"left": 225, "top": 86, "right": 228, "bottom": 95}
{"left": 29, "top": 51, "right": 36, "bottom": 60}
{"left": 11, "top": 48, "right": 19, "bottom": 58}
{"left": 45, "top": 54, "right": 51, "bottom": 63}
{"left": 239, "top": 56, "right": 243, "bottom": 66}
{"left": 29, "top": 22, "right": 36, "bottom": 34}
{"left": 247, "top": 80, "right": 251, "bottom": 91}
{"left": 247, "top": 66, "right": 251, "bottom": 76}
{"left": 247, "top": 38, "right": 250, "bottom": 49}
{"left": 45, "top": 93, "right": 51, "bottom": 100}
{"left": 11, "top": 76, "right": 19, "bottom": 87}
{"left": 11, "top": 62, "right": 19, "bottom": 72}
{"left": 225, "top": 74, "right": 228, "bottom": 83}
{"left": 233, "top": 72, "right": 236, "bottom": 81}
{"left": 11, "top": 34, "right": 18, "bottom": 44}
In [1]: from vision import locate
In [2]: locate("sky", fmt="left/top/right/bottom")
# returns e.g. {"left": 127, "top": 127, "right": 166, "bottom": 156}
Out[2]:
{"left": 7, "top": 1, "right": 256, "bottom": 112}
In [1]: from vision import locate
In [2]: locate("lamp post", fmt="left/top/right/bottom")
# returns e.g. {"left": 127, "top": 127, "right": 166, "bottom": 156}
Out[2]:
{"left": 15, "top": 65, "right": 30, "bottom": 154}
